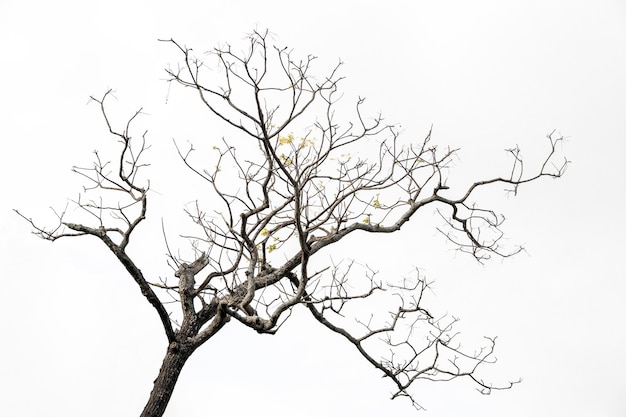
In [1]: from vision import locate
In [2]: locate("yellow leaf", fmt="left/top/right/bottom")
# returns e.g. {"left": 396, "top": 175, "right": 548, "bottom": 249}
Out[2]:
{"left": 298, "top": 137, "right": 315, "bottom": 149}
{"left": 372, "top": 194, "right": 381, "bottom": 209}
{"left": 261, "top": 228, "right": 268, "bottom": 236}
{"left": 268, "top": 243, "right": 277, "bottom": 253}
{"left": 278, "top": 132, "right": 295, "bottom": 145}
{"left": 279, "top": 153, "right": 292, "bottom": 166}
{"left": 362, "top": 217, "right": 370, "bottom": 224}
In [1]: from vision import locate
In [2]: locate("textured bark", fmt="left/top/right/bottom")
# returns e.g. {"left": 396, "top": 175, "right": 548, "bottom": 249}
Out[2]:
{"left": 140, "top": 342, "right": 194, "bottom": 417}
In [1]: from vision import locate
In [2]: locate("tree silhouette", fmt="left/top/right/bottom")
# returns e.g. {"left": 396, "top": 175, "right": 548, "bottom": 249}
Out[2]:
{"left": 16, "top": 30, "right": 567, "bottom": 416}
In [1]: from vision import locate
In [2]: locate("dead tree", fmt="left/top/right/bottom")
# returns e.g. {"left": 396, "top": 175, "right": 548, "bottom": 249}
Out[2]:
{"left": 16, "top": 30, "right": 567, "bottom": 416}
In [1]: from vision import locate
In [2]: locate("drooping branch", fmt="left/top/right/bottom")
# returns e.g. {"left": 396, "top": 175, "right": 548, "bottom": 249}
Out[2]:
{"left": 300, "top": 267, "right": 519, "bottom": 410}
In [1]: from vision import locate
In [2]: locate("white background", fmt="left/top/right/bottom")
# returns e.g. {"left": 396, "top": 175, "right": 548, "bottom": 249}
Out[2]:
{"left": 1, "top": 1, "right": 625, "bottom": 416}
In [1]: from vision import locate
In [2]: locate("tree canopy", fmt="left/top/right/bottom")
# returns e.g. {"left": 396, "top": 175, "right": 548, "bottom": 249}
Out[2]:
{"left": 16, "top": 30, "right": 567, "bottom": 416}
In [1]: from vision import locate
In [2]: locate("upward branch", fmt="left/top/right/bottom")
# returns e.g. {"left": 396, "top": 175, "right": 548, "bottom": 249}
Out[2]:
{"left": 15, "top": 90, "right": 175, "bottom": 344}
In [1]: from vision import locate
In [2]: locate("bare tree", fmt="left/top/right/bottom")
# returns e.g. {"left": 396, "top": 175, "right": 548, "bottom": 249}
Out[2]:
{"left": 16, "top": 30, "right": 567, "bottom": 416}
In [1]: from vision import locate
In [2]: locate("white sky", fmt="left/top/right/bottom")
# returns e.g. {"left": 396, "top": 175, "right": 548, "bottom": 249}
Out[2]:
{"left": 1, "top": 1, "right": 625, "bottom": 416}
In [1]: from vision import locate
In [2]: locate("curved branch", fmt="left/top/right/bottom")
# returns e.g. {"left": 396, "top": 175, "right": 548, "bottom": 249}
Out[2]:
{"left": 65, "top": 222, "right": 176, "bottom": 343}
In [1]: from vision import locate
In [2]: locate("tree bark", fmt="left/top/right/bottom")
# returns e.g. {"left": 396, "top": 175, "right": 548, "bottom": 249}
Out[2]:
{"left": 140, "top": 342, "right": 194, "bottom": 417}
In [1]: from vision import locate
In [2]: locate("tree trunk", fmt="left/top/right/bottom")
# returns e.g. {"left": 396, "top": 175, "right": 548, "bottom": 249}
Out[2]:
{"left": 140, "top": 342, "right": 194, "bottom": 417}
